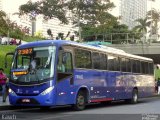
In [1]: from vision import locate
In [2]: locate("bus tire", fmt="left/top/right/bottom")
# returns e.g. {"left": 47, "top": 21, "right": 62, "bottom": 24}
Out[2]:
{"left": 131, "top": 89, "right": 138, "bottom": 104}
{"left": 73, "top": 91, "right": 86, "bottom": 111}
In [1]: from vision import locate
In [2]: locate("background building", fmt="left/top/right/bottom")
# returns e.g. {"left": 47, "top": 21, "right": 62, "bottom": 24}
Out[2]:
{"left": 110, "top": 0, "right": 147, "bottom": 29}
{"left": 0, "top": 0, "right": 78, "bottom": 39}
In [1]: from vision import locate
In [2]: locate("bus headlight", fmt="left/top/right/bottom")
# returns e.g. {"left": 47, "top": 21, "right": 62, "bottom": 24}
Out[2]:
{"left": 41, "top": 86, "right": 54, "bottom": 96}
{"left": 9, "top": 88, "right": 16, "bottom": 96}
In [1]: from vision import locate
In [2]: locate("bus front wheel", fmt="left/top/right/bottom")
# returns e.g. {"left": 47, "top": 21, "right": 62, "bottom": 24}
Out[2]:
{"left": 73, "top": 91, "right": 86, "bottom": 111}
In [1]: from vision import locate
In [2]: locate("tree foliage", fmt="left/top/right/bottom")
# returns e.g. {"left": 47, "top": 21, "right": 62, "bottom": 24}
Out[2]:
{"left": 133, "top": 18, "right": 151, "bottom": 34}
{"left": 67, "top": 0, "right": 116, "bottom": 27}
{"left": 18, "top": 0, "right": 137, "bottom": 43}
{"left": 19, "top": 0, "right": 68, "bottom": 24}
{"left": 0, "top": 10, "right": 9, "bottom": 34}
{"left": 147, "top": 9, "right": 160, "bottom": 35}
{"left": 47, "top": 29, "right": 53, "bottom": 38}
{"left": 82, "top": 23, "right": 134, "bottom": 44}
{"left": 0, "top": 10, "right": 25, "bottom": 39}
{"left": 19, "top": 0, "right": 116, "bottom": 27}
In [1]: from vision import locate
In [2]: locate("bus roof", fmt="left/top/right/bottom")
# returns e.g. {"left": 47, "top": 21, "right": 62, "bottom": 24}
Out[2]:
{"left": 18, "top": 40, "right": 153, "bottom": 62}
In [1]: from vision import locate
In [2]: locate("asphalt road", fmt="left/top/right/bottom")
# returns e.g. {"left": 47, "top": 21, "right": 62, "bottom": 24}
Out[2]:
{"left": 0, "top": 96, "right": 160, "bottom": 120}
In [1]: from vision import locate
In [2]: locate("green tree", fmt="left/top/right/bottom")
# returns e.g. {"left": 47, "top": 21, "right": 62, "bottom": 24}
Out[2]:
{"left": 0, "top": 10, "right": 25, "bottom": 39}
{"left": 133, "top": 18, "right": 151, "bottom": 34}
{"left": 47, "top": 29, "right": 53, "bottom": 38}
{"left": 133, "top": 18, "right": 151, "bottom": 43}
{"left": 19, "top": 0, "right": 68, "bottom": 24}
{"left": 82, "top": 23, "right": 134, "bottom": 44}
{"left": 67, "top": 0, "right": 115, "bottom": 26}
{"left": 0, "top": 10, "right": 9, "bottom": 35}
{"left": 58, "top": 32, "right": 64, "bottom": 40}
{"left": 67, "top": 0, "right": 117, "bottom": 41}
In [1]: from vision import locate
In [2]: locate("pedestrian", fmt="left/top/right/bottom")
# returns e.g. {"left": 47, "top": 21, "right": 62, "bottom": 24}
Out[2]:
{"left": 0, "top": 36, "right": 2, "bottom": 44}
{"left": 0, "top": 68, "right": 8, "bottom": 102}
{"left": 157, "top": 78, "right": 160, "bottom": 94}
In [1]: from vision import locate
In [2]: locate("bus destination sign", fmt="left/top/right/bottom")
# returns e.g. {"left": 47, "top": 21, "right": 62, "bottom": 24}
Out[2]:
{"left": 18, "top": 48, "right": 33, "bottom": 55}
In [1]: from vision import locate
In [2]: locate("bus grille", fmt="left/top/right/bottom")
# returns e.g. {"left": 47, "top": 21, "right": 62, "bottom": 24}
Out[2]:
{"left": 16, "top": 93, "right": 39, "bottom": 96}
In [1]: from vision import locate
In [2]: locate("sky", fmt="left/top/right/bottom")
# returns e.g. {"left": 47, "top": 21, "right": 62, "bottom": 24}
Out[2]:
{"left": 2, "top": 0, "right": 160, "bottom": 15}
{"left": 147, "top": 0, "right": 160, "bottom": 11}
{"left": 2, "top": 0, "right": 29, "bottom": 13}
{"left": 2, "top": 0, "right": 38, "bottom": 14}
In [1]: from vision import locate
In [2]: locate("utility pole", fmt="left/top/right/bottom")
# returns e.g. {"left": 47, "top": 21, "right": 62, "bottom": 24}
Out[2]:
{"left": 77, "top": 0, "right": 81, "bottom": 41}
{"left": 30, "top": 11, "right": 36, "bottom": 36}
{"left": 78, "top": 15, "right": 81, "bottom": 41}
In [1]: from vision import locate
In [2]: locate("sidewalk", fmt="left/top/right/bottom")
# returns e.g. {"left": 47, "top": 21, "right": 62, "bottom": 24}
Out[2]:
{"left": 0, "top": 96, "right": 10, "bottom": 108}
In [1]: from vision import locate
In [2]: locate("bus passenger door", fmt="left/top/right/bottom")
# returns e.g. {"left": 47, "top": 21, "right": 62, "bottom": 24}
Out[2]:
{"left": 56, "top": 51, "right": 74, "bottom": 105}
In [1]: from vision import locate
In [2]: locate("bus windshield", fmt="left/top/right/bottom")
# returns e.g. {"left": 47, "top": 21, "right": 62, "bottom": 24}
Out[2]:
{"left": 11, "top": 46, "right": 56, "bottom": 84}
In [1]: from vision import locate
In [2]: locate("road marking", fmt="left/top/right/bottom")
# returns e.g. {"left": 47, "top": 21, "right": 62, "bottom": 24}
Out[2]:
{"left": 33, "top": 115, "right": 72, "bottom": 120}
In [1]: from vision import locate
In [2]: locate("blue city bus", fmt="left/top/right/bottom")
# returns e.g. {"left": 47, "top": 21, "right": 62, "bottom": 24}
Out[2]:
{"left": 6, "top": 40, "right": 155, "bottom": 110}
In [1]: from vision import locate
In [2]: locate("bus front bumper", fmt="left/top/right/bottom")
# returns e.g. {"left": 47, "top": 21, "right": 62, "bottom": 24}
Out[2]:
{"left": 8, "top": 89, "right": 55, "bottom": 106}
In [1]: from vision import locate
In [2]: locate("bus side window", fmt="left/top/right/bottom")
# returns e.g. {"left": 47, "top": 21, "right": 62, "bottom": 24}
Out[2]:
{"left": 121, "top": 58, "right": 126, "bottom": 72}
{"left": 63, "top": 52, "right": 73, "bottom": 73}
{"left": 57, "top": 52, "right": 73, "bottom": 73}
{"left": 92, "top": 52, "right": 100, "bottom": 69}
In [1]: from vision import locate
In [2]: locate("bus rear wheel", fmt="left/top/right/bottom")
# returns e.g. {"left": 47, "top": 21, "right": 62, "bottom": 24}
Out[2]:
{"left": 73, "top": 91, "right": 86, "bottom": 111}
{"left": 131, "top": 89, "right": 138, "bottom": 104}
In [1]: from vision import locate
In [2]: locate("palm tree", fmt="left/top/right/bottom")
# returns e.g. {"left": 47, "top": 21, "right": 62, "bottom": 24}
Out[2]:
{"left": 134, "top": 18, "right": 151, "bottom": 33}
{"left": 147, "top": 9, "right": 160, "bottom": 35}
{"left": 133, "top": 18, "right": 151, "bottom": 42}
{"left": 0, "top": 11, "right": 8, "bottom": 28}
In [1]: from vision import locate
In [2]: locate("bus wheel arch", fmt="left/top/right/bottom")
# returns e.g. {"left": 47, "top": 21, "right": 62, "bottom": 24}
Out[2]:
{"left": 73, "top": 87, "right": 89, "bottom": 111}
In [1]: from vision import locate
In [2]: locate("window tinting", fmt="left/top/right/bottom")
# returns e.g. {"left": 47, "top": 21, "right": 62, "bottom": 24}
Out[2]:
{"left": 132, "top": 60, "right": 137, "bottom": 73}
{"left": 92, "top": 52, "right": 100, "bottom": 69}
{"left": 75, "top": 49, "right": 92, "bottom": 69}
{"left": 141, "top": 62, "right": 149, "bottom": 74}
{"left": 132, "top": 60, "right": 141, "bottom": 73}
{"left": 121, "top": 58, "right": 126, "bottom": 72}
{"left": 114, "top": 57, "right": 120, "bottom": 71}
{"left": 57, "top": 52, "right": 73, "bottom": 73}
{"left": 107, "top": 55, "right": 115, "bottom": 71}
{"left": 141, "top": 61, "right": 146, "bottom": 74}
{"left": 136, "top": 60, "right": 140, "bottom": 73}
{"left": 99, "top": 53, "right": 107, "bottom": 70}
{"left": 149, "top": 62, "right": 154, "bottom": 74}
{"left": 126, "top": 59, "right": 131, "bottom": 72}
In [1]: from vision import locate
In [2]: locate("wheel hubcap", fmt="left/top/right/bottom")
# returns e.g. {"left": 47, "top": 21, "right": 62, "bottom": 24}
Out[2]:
{"left": 78, "top": 95, "right": 84, "bottom": 106}
{"left": 133, "top": 93, "right": 137, "bottom": 102}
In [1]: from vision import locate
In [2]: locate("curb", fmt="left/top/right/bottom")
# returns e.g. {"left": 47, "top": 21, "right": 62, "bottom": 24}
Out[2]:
{"left": 0, "top": 105, "right": 39, "bottom": 111}
{"left": 0, "top": 105, "right": 12, "bottom": 111}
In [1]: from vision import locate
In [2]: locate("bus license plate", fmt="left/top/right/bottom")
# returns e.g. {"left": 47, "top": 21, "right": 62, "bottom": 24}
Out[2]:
{"left": 22, "top": 99, "right": 30, "bottom": 103}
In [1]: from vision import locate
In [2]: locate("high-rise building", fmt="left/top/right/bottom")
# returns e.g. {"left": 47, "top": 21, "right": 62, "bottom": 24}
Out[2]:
{"left": 110, "top": 0, "right": 147, "bottom": 29}
{"left": 0, "top": 0, "right": 3, "bottom": 10}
